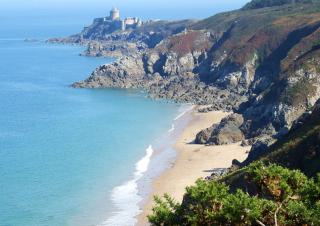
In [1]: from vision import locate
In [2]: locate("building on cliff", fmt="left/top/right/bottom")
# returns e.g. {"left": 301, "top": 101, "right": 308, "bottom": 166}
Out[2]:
{"left": 94, "top": 8, "right": 142, "bottom": 32}
{"left": 110, "top": 7, "right": 120, "bottom": 21}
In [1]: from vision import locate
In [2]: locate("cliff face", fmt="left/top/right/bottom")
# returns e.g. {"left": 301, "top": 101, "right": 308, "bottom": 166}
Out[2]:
{"left": 244, "top": 99, "right": 320, "bottom": 177}
{"left": 72, "top": 1, "right": 320, "bottom": 142}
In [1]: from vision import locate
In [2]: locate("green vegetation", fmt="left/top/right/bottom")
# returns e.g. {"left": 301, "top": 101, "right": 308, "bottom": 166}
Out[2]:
{"left": 284, "top": 77, "right": 317, "bottom": 107}
{"left": 313, "top": 40, "right": 320, "bottom": 47}
{"left": 242, "top": 0, "right": 315, "bottom": 10}
{"left": 259, "top": 105, "right": 320, "bottom": 177}
{"left": 147, "top": 1, "right": 320, "bottom": 225}
{"left": 192, "top": 0, "right": 320, "bottom": 67}
{"left": 148, "top": 162, "right": 320, "bottom": 226}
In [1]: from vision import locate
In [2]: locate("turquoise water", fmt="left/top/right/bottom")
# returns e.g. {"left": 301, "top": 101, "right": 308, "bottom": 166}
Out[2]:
{"left": 0, "top": 38, "right": 182, "bottom": 225}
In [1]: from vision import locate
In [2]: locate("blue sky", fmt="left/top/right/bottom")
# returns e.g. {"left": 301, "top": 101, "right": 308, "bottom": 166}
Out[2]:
{"left": 1, "top": 0, "right": 250, "bottom": 20}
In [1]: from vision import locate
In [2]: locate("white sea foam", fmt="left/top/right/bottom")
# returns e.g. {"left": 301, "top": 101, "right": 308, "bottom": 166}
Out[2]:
{"left": 168, "top": 124, "right": 175, "bottom": 133}
{"left": 174, "top": 105, "right": 193, "bottom": 121}
{"left": 99, "top": 105, "right": 193, "bottom": 226}
{"left": 99, "top": 145, "right": 154, "bottom": 226}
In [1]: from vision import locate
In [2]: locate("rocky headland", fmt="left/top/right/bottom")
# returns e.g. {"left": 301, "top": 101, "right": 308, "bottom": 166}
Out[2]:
{"left": 52, "top": 0, "right": 320, "bottom": 166}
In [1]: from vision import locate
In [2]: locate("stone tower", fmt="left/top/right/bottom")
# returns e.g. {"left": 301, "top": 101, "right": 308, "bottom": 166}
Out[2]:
{"left": 110, "top": 7, "right": 120, "bottom": 21}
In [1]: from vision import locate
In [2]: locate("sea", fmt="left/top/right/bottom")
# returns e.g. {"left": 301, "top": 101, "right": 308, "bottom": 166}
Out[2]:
{"left": 0, "top": 10, "right": 194, "bottom": 226}
{"left": 0, "top": 2, "right": 246, "bottom": 225}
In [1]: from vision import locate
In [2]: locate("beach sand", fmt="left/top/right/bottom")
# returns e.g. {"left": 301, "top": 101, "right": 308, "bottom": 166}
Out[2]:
{"left": 136, "top": 108, "right": 250, "bottom": 225}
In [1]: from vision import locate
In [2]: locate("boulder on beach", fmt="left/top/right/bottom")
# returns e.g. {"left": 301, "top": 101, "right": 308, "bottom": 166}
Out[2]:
{"left": 195, "top": 113, "right": 245, "bottom": 145}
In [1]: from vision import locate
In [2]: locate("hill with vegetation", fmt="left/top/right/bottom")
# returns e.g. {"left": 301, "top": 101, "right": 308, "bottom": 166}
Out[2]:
{"left": 241, "top": 99, "right": 320, "bottom": 177}
{"left": 242, "top": 0, "right": 318, "bottom": 10}
{"left": 144, "top": 0, "right": 320, "bottom": 224}
{"left": 72, "top": 0, "right": 320, "bottom": 144}
{"left": 60, "top": 0, "right": 320, "bottom": 224}
{"left": 148, "top": 100, "right": 320, "bottom": 225}
{"left": 148, "top": 162, "right": 320, "bottom": 226}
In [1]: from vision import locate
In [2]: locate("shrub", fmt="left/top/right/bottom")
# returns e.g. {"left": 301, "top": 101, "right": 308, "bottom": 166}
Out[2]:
{"left": 148, "top": 162, "right": 320, "bottom": 226}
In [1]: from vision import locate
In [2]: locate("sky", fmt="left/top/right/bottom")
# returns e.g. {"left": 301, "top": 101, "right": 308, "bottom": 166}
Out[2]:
{"left": 0, "top": 0, "right": 250, "bottom": 21}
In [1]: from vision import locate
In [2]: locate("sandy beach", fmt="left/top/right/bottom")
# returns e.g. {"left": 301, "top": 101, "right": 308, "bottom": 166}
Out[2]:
{"left": 136, "top": 107, "right": 250, "bottom": 225}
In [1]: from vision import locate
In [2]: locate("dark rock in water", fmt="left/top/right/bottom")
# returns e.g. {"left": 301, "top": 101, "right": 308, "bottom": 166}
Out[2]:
{"left": 195, "top": 113, "right": 245, "bottom": 145}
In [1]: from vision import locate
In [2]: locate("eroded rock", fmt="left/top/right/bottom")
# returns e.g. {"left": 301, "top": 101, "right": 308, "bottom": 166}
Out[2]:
{"left": 195, "top": 113, "right": 245, "bottom": 145}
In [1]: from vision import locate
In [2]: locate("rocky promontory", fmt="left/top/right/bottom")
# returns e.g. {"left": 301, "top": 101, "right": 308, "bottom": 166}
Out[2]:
{"left": 65, "top": 0, "right": 320, "bottom": 157}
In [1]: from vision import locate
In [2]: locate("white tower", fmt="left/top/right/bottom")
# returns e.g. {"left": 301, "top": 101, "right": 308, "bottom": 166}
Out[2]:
{"left": 110, "top": 8, "right": 120, "bottom": 21}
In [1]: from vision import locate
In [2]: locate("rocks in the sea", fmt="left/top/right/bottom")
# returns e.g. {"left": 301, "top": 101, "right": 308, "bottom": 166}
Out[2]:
{"left": 70, "top": 28, "right": 250, "bottom": 109}
{"left": 82, "top": 40, "right": 147, "bottom": 58}
{"left": 195, "top": 113, "right": 245, "bottom": 145}
{"left": 73, "top": 48, "right": 247, "bottom": 108}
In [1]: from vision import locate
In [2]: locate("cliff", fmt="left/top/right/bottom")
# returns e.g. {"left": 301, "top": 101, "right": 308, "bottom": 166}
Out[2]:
{"left": 239, "top": 99, "right": 320, "bottom": 177}
{"left": 54, "top": 2, "right": 320, "bottom": 224}
{"left": 149, "top": 99, "right": 320, "bottom": 225}
{"left": 72, "top": 0, "right": 320, "bottom": 144}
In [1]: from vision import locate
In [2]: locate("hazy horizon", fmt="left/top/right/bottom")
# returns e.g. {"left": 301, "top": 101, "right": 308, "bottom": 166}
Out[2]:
{"left": 1, "top": 0, "right": 249, "bottom": 23}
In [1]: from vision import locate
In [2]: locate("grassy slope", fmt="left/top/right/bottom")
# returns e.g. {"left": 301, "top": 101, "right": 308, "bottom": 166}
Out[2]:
{"left": 191, "top": 2, "right": 320, "bottom": 66}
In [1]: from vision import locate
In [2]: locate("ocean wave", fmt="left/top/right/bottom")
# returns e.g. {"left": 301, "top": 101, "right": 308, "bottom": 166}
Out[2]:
{"left": 99, "top": 105, "right": 192, "bottom": 226}
{"left": 174, "top": 105, "right": 193, "bottom": 121}
{"left": 168, "top": 124, "right": 175, "bottom": 133}
{"left": 99, "top": 145, "right": 154, "bottom": 226}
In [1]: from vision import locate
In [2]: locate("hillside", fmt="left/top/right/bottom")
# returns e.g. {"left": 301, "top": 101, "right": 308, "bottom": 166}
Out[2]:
{"left": 242, "top": 0, "right": 318, "bottom": 10}
{"left": 148, "top": 162, "right": 320, "bottom": 225}
{"left": 147, "top": 99, "right": 320, "bottom": 225}
{"left": 240, "top": 99, "right": 320, "bottom": 177}
{"left": 72, "top": 0, "right": 320, "bottom": 157}
{"left": 79, "top": 19, "right": 196, "bottom": 48}
{"left": 59, "top": 0, "right": 320, "bottom": 225}
{"left": 48, "top": 19, "right": 196, "bottom": 58}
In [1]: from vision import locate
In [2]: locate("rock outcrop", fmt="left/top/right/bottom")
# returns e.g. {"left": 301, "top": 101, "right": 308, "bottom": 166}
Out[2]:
{"left": 195, "top": 114, "right": 245, "bottom": 145}
{"left": 68, "top": 0, "right": 320, "bottom": 144}
{"left": 238, "top": 98, "right": 320, "bottom": 177}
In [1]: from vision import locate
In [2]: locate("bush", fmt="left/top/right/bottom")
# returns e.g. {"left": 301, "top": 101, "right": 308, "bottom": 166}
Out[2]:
{"left": 148, "top": 162, "right": 320, "bottom": 226}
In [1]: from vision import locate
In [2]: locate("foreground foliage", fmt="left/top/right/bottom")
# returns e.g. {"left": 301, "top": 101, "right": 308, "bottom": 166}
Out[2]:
{"left": 148, "top": 162, "right": 320, "bottom": 226}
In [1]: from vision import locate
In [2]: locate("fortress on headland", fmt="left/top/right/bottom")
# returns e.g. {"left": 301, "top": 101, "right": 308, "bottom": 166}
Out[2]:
{"left": 93, "top": 8, "right": 142, "bottom": 32}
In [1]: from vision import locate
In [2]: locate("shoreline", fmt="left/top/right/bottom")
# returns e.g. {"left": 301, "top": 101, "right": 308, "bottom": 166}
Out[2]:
{"left": 136, "top": 107, "right": 250, "bottom": 225}
{"left": 46, "top": 39, "right": 248, "bottom": 226}
{"left": 98, "top": 104, "right": 193, "bottom": 226}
